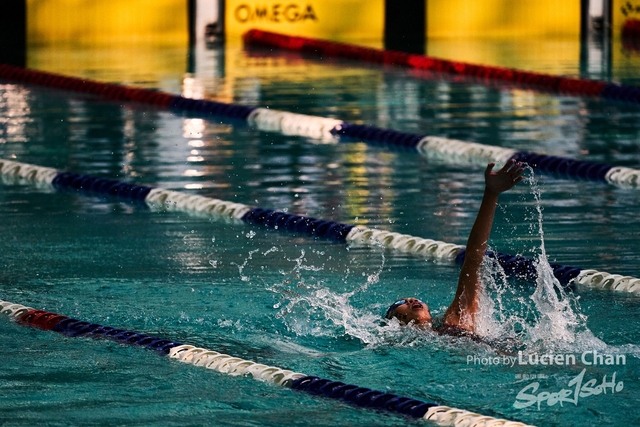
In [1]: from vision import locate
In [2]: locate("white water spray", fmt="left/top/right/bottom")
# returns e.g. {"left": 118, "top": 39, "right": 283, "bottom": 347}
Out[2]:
{"left": 269, "top": 244, "right": 392, "bottom": 346}
{"left": 476, "top": 168, "right": 607, "bottom": 354}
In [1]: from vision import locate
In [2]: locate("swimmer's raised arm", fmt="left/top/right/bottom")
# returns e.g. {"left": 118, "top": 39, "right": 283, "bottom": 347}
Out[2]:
{"left": 443, "top": 160, "right": 524, "bottom": 331}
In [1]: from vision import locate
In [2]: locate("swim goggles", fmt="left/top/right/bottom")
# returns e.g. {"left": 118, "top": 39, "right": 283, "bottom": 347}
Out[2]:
{"left": 384, "top": 299, "right": 408, "bottom": 319}
{"left": 384, "top": 298, "right": 427, "bottom": 319}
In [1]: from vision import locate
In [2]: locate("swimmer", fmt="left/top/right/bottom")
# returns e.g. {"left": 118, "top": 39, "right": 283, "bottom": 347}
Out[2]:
{"left": 385, "top": 160, "right": 525, "bottom": 339}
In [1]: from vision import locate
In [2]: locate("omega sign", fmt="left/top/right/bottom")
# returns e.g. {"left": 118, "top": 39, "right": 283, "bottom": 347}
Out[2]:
{"left": 234, "top": 3, "right": 318, "bottom": 23}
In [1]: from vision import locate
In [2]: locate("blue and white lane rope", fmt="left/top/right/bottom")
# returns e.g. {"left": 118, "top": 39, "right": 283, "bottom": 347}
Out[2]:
{"left": 0, "top": 299, "right": 534, "bottom": 426}
{"left": 246, "top": 108, "right": 640, "bottom": 189}
{"left": 1, "top": 158, "right": 639, "bottom": 294}
{"left": 1, "top": 64, "right": 638, "bottom": 189}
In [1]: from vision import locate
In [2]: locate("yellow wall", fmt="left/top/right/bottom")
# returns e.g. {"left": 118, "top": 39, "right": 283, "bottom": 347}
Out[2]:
{"left": 613, "top": 0, "right": 640, "bottom": 37}
{"left": 27, "top": 0, "right": 582, "bottom": 45}
{"left": 425, "top": 38, "right": 580, "bottom": 73}
{"left": 612, "top": 0, "right": 640, "bottom": 79}
{"left": 427, "top": 0, "right": 580, "bottom": 39}
{"left": 225, "top": 0, "right": 383, "bottom": 41}
{"left": 27, "top": 0, "right": 188, "bottom": 45}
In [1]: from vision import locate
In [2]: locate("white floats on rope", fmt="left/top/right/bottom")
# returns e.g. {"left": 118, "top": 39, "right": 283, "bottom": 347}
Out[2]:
{"left": 0, "top": 158, "right": 58, "bottom": 187}
{"left": 424, "top": 406, "right": 534, "bottom": 427}
{"left": 0, "top": 301, "right": 33, "bottom": 318}
{"left": 169, "top": 343, "right": 536, "bottom": 426}
{"left": 243, "top": 107, "right": 640, "bottom": 189}
{"left": 247, "top": 108, "right": 342, "bottom": 142}
{"left": 169, "top": 344, "right": 306, "bottom": 387}
{"left": 0, "top": 297, "right": 535, "bottom": 427}
{"left": 346, "top": 226, "right": 464, "bottom": 263}
{"left": 574, "top": 270, "right": 640, "bottom": 293}
{"left": 417, "top": 136, "right": 518, "bottom": 168}
{"left": 605, "top": 166, "right": 640, "bottom": 188}
{"left": 145, "top": 188, "right": 252, "bottom": 223}
{"left": 1, "top": 158, "right": 640, "bottom": 294}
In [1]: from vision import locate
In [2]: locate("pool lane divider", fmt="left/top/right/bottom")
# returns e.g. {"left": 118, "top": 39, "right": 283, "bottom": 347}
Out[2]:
{"left": 0, "top": 64, "right": 638, "bottom": 189}
{"left": 2, "top": 158, "right": 639, "bottom": 294}
{"left": 0, "top": 299, "right": 534, "bottom": 427}
{"left": 242, "top": 29, "right": 640, "bottom": 105}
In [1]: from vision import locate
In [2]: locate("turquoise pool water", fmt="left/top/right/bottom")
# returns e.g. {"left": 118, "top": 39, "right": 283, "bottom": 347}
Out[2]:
{"left": 1, "top": 39, "right": 640, "bottom": 426}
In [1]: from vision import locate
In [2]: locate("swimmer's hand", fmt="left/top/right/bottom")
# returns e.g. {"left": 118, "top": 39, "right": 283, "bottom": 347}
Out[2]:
{"left": 484, "top": 160, "right": 524, "bottom": 195}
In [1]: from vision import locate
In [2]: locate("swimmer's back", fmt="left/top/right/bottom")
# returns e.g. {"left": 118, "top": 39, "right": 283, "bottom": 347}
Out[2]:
{"left": 433, "top": 321, "right": 521, "bottom": 355}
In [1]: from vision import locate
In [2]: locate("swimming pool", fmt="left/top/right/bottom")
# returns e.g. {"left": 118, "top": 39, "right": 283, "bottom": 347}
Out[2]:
{"left": 1, "top": 37, "right": 640, "bottom": 426}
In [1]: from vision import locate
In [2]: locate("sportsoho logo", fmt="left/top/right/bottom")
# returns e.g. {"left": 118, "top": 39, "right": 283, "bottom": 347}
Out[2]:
{"left": 466, "top": 350, "right": 627, "bottom": 410}
{"left": 233, "top": 3, "right": 318, "bottom": 24}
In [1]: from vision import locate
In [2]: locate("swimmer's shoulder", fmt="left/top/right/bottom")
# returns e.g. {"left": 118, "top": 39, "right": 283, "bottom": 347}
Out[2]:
{"left": 432, "top": 318, "right": 522, "bottom": 355}
{"left": 433, "top": 322, "right": 481, "bottom": 341}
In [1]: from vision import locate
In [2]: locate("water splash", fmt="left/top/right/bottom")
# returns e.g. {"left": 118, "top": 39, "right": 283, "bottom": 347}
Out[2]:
{"left": 230, "top": 248, "right": 260, "bottom": 282}
{"left": 525, "top": 171, "right": 608, "bottom": 353}
{"left": 261, "top": 170, "right": 618, "bottom": 354}
{"left": 476, "top": 168, "right": 607, "bottom": 354}
{"left": 268, "top": 245, "right": 397, "bottom": 346}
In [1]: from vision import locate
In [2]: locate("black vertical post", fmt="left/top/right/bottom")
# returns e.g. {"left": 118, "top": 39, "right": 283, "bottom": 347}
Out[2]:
{"left": 602, "top": 0, "right": 612, "bottom": 81}
{"left": 603, "top": 0, "right": 613, "bottom": 42}
{"left": 579, "top": 0, "right": 590, "bottom": 75}
{"left": 0, "top": 0, "right": 27, "bottom": 67}
{"left": 187, "top": 0, "right": 197, "bottom": 73}
{"left": 384, "top": 0, "right": 426, "bottom": 54}
{"left": 188, "top": 0, "right": 197, "bottom": 46}
{"left": 580, "top": 0, "right": 590, "bottom": 43}
{"left": 219, "top": 0, "right": 225, "bottom": 40}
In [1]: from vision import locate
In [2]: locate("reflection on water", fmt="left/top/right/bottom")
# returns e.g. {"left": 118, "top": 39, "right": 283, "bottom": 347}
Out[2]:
{"left": 1, "top": 37, "right": 640, "bottom": 427}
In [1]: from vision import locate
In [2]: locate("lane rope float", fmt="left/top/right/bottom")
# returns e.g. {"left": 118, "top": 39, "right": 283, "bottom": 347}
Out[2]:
{"left": 0, "top": 64, "right": 638, "bottom": 189}
{"left": 2, "top": 158, "right": 639, "bottom": 293}
{"left": 0, "top": 298, "right": 535, "bottom": 427}
{"left": 242, "top": 29, "right": 640, "bottom": 106}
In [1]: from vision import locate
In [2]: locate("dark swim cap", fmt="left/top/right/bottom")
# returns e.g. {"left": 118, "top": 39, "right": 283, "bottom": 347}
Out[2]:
{"left": 384, "top": 299, "right": 407, "bottom": 319}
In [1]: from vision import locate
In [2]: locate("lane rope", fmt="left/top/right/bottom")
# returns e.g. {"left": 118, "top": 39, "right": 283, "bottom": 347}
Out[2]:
{"left": 242, "top": 29, "right": 640, "bottom": 105}
{"left": 0, "top": 298, "right": 535, "bottom": 426}
{"left": 2, "top": 158, "right": 639, "bottom": 293}
{"left": 1, "top": 64, "right": 639, "bottom": 188}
